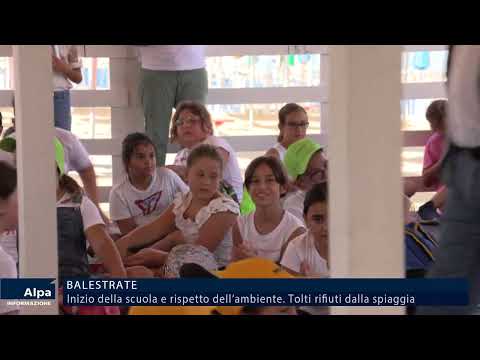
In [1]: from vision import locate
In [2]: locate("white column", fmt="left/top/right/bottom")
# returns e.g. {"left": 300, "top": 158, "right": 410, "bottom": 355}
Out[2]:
{"left": 111, "top": 46, "right": 144, "bottom": 183}
{"left": 328, "top": 46, "right": 404, "bottom": 315}
{"left": 14, "top": 45, "right": 58, "bottom": 315}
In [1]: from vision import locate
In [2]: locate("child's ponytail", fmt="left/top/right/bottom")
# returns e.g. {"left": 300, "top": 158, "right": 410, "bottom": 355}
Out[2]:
{"left": 58, "top": 174, "right": 83, "bottom": 198}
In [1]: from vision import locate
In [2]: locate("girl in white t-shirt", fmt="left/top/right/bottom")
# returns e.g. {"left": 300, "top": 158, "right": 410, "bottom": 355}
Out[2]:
{"left": 281, "top": 183, "right": 329, "bottom": 277}
{"left": 265, "top": 103, "right": 309, "bottom": 161}
{"left": 233, "top": 156, "right": 305, "bottom": 263}
{"left": 117, "top": 144, "right": 239, "bottom": 274}
{"left": 109, "top": 133, "right": 188, "bottom": 235}
{"left": 167, "top": 100, "right": 244, "bottom": 202}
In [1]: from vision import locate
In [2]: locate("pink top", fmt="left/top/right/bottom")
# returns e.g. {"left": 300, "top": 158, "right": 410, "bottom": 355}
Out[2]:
{"left": 423, "top": 132, "right": 445, "bottom": 190}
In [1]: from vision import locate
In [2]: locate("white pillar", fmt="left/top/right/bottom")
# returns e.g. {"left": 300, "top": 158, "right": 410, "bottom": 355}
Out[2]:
{"left": 111, "top": 46, "right": 144, "bottom": 182}
{"left": 328, "top": 46, "right": 404, "bottom": 315}
{"left": 14, "top": 45, "right": 58, "bottom": 315}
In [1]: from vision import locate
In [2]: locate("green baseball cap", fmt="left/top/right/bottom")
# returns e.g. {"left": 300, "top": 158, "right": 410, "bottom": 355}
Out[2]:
{"left": 0, "top": 137, "right": 16, "bottom": 153}
{"left": 283, "top": 138, "right": 322, "bottom": 180}
{"left": 239, "top": 186, "right": 256, "bottom": 215}
{"left": 54, "top": 138, "right": 65, "bottom": 176}
{"left": 0, "top": 133, "right": 65, "bottom": 175}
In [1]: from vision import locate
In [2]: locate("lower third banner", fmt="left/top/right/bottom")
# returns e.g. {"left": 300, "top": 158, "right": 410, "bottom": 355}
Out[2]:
{"left": 58, "top": 278, "right": 469, "bottom": 307}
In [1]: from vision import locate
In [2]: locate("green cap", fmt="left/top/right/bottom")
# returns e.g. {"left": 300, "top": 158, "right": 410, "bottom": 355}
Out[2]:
{"left": 0, "top": 134, "right": 65, "bottom": 175}
{"left": 239, "top": 186, "right": 256, "bottom": 215}
{"left": 54, "top": 138, "right": 65, "bottom": 176}
{"left": 0, "top": 137, "right": 16, "bottom": 153}
{"left": 283, "top": 138, "right": 322, "bottom": 180}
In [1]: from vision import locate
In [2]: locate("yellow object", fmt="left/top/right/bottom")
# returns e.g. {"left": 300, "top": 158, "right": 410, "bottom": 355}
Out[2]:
{"left": 129, "top": 258, "right": 294, "bottom": 316}
{"left": 129, "top": 305, "right": 215, "bottom": 316}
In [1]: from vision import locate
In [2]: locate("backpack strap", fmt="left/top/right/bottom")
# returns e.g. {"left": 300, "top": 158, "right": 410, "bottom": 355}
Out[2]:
{"left": 405, "top": 229, "right": 435, "bottom": 261}
{"left": 415, "top": 222, "right": 439, "bottom": 247}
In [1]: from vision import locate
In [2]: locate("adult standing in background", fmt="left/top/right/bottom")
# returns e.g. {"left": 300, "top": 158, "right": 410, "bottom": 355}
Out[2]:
{"left": 137, "top": 45, "right": 208, "bottom": 166}
{"left": 419, "top": 46, "right": 480, "bottom": 315}
{"left": 52, "top": 45, "right": 83, "bottom": 131}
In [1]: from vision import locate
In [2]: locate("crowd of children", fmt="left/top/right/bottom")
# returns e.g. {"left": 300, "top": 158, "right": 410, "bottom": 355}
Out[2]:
{"left": 0, "top": 98, "right": 444, "bottom": 315}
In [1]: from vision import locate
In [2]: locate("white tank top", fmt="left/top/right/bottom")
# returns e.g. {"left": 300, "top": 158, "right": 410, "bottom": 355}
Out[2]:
{"left": 271, "top": 143, "right": 287, "bottom": 161}
{"left": 237, "top": 211, "right": 305, "bottom": 262}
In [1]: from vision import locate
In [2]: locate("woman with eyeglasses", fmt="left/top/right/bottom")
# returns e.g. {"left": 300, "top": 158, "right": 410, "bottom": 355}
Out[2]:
{"left": 265, "top": 103, "right": 309, "bottom": 162}
{"left": 167, "top": 101, "right": 244, "bottom": 203}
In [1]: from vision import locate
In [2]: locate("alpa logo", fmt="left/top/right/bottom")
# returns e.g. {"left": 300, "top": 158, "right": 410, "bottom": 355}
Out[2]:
{"left": 23, "top": 288, "right": 52, "bottom": 299}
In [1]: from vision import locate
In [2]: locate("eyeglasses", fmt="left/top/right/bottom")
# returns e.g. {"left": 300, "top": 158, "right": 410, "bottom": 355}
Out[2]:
{"left": 286, "top": 121, "right": 309, "bottom": 129}
{"left": 175, "top": 117, "right": 200, "bottom": 127}
{"left": 304, "top": 168, "right": 327, "bottom": 183}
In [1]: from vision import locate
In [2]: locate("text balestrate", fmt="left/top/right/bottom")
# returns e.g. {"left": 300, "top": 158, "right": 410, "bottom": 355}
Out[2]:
{"left": 65, "top": 280, "right": 138, "bottom": 290}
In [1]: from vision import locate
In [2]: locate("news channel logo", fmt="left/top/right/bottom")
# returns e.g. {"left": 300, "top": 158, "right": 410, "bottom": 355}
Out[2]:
{"left": 1, "top": 279, "right": 56, "bottom": 307}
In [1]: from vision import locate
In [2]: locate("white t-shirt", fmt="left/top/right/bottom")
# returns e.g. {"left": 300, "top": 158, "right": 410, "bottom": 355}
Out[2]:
{"left": 137, "top": 45, "right": 206, "bottom": 71}
{"left": 172, "top": 191, "right": 239, "bottom": 267}
{"left": 270, "top": 142, "right": 287, "bottom": 161}
{"left": 57, "top": 193, "right": 104, "bottom": 232}
{"left": 448, "top": 45, "right": 480, "bottom": 148}
{"left": 8, "top": 128, "right": 92, "bottom": 173}
{"left": 283, "top": 190, "right": 306, "bottom": 224}
{"left": 237, "top": 210, "right": 305, "bottom": 262}
{"left": 173, "top": 135, "right": 244, "bottom": 201}
{"left": 52, "top": 45, "right": 82, "bottom": 91}
{"left": 280, "top": 231, "right": 329, "bottom": 276}
{"left": 54, "top": 128, "right": 92, "bottom": 173}
{"left": 0, "top": 230, "right": 17, "bottom": 263}
{"left": 0, "top": 245, "right": 18, "bottom": 314}
{"left": 109, "top": 167, "right": 189, "bottom": 228}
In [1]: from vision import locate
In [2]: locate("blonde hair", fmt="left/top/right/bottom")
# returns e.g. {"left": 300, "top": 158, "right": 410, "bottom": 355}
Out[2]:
{"left": 170, "top": 101, "right": 214, "bottom": 144}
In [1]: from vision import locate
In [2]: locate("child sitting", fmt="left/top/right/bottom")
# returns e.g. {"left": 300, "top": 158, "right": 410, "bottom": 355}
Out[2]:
{"left": 232, "top": 156, "right": 305, "bottom": 263}
{"left": 54, "top": 140, "right": 126, "bottom": 314}
{"left": 109, "top": 133, "right": 188, "bottom": 235}
{"left": 167, "top": 100, "right": 244, "bottom": 202}
{"left": 116, "top": 144, "right": 239, "bottom": 272}
{"left": 281, "top": 183, "right": 329, "bottom": 277}
{"left": 265, "top": 103, "right": 309, "bottom": 161}
{"left": 283, "top": 138, "right": 328, "bottom": 223}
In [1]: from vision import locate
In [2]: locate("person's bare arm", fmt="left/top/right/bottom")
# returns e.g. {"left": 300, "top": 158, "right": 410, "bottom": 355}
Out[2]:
{"left": 116, "top": 218, "right": 137, "bottom": 236}
{"left": 124, "top": 248, "right": 168, "bottom": 268}
{"left": 116, "top": 204, "right": 177, "bottom": 258}
{"left": 422, "top": 161, "right": 443, "bottom": 188}
{"left": 78, "top": 165, "right": 100, "bottom": 207}
{"left": 231, "top": 222, "right": 253, "bottom": 261}
{"left": 52, "top": 56, "right": 82, "bottom": 83}
{"left": 78, "top": 165, "right": 109, "bottom": 222}
{"left": 196, "top": 212, "right": 237, "bottom": 253}
{"left": 86, "top": 224, "right": 126, "bottom": 277}
{"left": 280, "top": 227, "right": 306, "bottom": 260}
{"left": 151, "top": 230, "right": 185, "bottom": 252}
